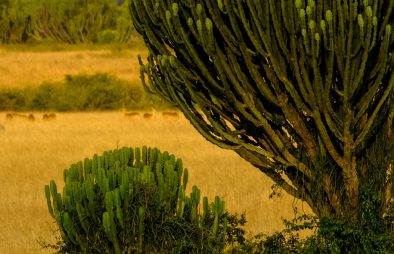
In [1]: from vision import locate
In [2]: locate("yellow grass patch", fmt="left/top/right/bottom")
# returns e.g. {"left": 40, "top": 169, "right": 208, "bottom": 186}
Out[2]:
{"left": 0, "top": 112, "right": 311, "bottom": 253}
{"left": 0, "top": 49, "right": 147, "bottom": 89}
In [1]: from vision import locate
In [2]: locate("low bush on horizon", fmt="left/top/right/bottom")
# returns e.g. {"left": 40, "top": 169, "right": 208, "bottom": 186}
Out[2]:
{"left": 0, "top": 73, "right": 175, "bottom": 112}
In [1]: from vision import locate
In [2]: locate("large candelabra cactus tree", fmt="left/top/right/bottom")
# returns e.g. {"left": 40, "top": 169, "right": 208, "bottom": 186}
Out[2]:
{"left": 130, "top": 0, "right": 394, "bottom": 221}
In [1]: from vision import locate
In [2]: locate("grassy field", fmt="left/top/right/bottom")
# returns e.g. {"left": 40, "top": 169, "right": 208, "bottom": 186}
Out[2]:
{"left": 0, "top": 112, "right": 311, "bottom": 253}
{"left": 0, "top": 47, "right": 147, "bottom": 89}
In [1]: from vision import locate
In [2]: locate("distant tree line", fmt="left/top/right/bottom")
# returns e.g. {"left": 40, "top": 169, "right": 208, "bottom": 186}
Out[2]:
{"left": 0, "top": 0, "right": 135, "bottom": 44}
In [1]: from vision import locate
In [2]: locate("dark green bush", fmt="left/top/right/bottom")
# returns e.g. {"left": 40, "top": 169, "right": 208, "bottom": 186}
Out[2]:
{"left": 97, "top": 30, "right": 119, "bottom": 44}
{"left": 44, "top": 146, "right": 245, "bottom": 253}
{"left": 30, "top": 83, "right": 58, "bottom": 110}
{"left": 223, "top": 211, "right": 310, "bottom": 254}
{"left": 0, "top": 89, "right": 28, "bottom": 111}
{"left": 58, "top": 73, "right": 137, "bottom": 111}
{"left": 301, "top": 218, "right": 394, "bottom": 253}
{"left": 0, "top": 73, "right": 176, "bottom": 111}
{"left": 229, "top": 206, "right": 394, "bottom": 254}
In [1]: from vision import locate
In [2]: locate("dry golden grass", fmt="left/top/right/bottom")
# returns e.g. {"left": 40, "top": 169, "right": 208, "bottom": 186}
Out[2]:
{"left": 0, "top": 112, "right": 312, "bottom": 254}
{"left": 0, "top": 49, "right": 147, "bottom": 89}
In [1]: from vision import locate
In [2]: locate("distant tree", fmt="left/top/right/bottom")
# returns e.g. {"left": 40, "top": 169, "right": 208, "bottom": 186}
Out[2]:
{"left": 130, "top": 0, "right": 394, "bottom": 228}
{"left": 0, "top": 0, "right": 32, "bottom": 43}
{"left": 0, "top": 0, "right": 134, "bottom": 44}
{"left": 29, "top": 0, "right": 133, "bottom": 43}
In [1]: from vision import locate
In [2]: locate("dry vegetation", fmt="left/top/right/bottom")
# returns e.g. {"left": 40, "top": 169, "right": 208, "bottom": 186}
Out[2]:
{"left": 0, "top": 48, "right": 147, "bottom": 89}
{"left": 0, "top": 112, "right": 311, "bottom": 254}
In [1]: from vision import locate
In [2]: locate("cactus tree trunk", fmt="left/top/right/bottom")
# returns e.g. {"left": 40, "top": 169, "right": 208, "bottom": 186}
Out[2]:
{"left": 130, "top": 0, "right": 394, "bottom": 222}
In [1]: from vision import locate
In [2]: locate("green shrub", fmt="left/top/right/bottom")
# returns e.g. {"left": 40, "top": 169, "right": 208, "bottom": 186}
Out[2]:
{"left": 58, "top": 73, "right": 138, "bottom": 111}
{"left": 0, "top": 73, "right": 176, "bottom": 111}
{"left": 301, "top": 217, "right": 394, "bottom": 254}
{"left": 44, "top": 146, "right": 245, "bottom": 253}
{"left": 229, "top": 211, "right": 394, "bottom": 254}
{"left": 0, "top": 89, "right": 28, "bottom": 111}
{"left": 30, "top": 83, "right": 58, "bottom": 110}
{"left": 97, "top": 30, "right": 119, "bottom": 44}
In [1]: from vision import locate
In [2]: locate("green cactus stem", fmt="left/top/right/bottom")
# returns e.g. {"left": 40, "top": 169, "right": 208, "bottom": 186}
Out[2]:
{"left": 138, "top": 206, "right": 145, "bottom": 253}
{"left": 45, "top": 185, "right": 54, "bottom": 218}
{"left": 103, "top": 212, "right": 121, "bottom": 254}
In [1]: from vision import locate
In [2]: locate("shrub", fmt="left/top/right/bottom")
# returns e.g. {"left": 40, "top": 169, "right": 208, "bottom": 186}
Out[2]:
{"left": 0, "top": 88, "right": 28, "bottom": 111}
{"left": 44, "top": 146, "right": 245, "bottom": 253}
{"left": 0, "top": 73, "right": 176, "bottom": 112}
{"left": 30, "top": 83, "right": 58, "bottom": 110}
{"left": 58, "top": 73, "right": 138, "bottom": 111}
{"left": 229, "top": 211, "right": 394, "bottom": 254}
{"left": 97, "top": 30, "right": 119, "bottom": 44}
{"left": 301, "top": 217, "right": 394, "bottom": 254}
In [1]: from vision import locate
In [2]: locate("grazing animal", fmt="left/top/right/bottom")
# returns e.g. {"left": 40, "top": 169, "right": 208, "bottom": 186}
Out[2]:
{"left": 162, "top": 112, "right": 179, "bottom": 119}
{"left": 6, "top": 112, "right": 35, "bottom": 121}
{"left": 143, "top": 113, "right": 153, "bottom": 119}
{"left": 125, "top": 112, "right": 140, "bottom": 118}
{"left": 27, "top": 114, "right": 35, "bottom": 121}
{"left": 43, "top": 113, "right": 56, "bottom": 120}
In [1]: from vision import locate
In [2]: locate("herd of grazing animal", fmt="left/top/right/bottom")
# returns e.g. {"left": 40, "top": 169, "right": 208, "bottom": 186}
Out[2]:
{"left": 162, "top": 112, "right": 179, "bottom": 119}
{"left": 0, "top": 111, "right": 179, "bottom": 134}
{"left": 42, "top": 113, "right": 57, "bottom": 120}
{"left": 6, "top": 112, "right": 36, "bottom": 121}
{"left": 124, "top": 111, "right": 179, "bottom": 120}
{"left": 5, "top": 112, "right": 57, "bottom": 121}
{"left": 3, "top": 111, "right": 179, "bottom": 122}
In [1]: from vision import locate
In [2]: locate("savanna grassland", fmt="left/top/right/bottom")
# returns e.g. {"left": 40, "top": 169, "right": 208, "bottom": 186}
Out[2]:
{"left": 0, "top": 46, "right": 311, "bottom": 253}
{"left": 0, "top": 46, "right": 146, "bottom": 89}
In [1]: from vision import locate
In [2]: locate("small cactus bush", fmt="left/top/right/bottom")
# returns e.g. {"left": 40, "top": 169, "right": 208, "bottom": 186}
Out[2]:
{"left": 45, "top": 146, "right": 244, "bottom": 253}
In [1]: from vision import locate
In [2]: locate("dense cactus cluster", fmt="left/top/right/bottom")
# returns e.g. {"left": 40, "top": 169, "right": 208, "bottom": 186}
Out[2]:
{"left": 45, "top": 146, "right": 232, "bottom": 253}
{"left": 130, "top": 0, "right": 394, "bottom": 222}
